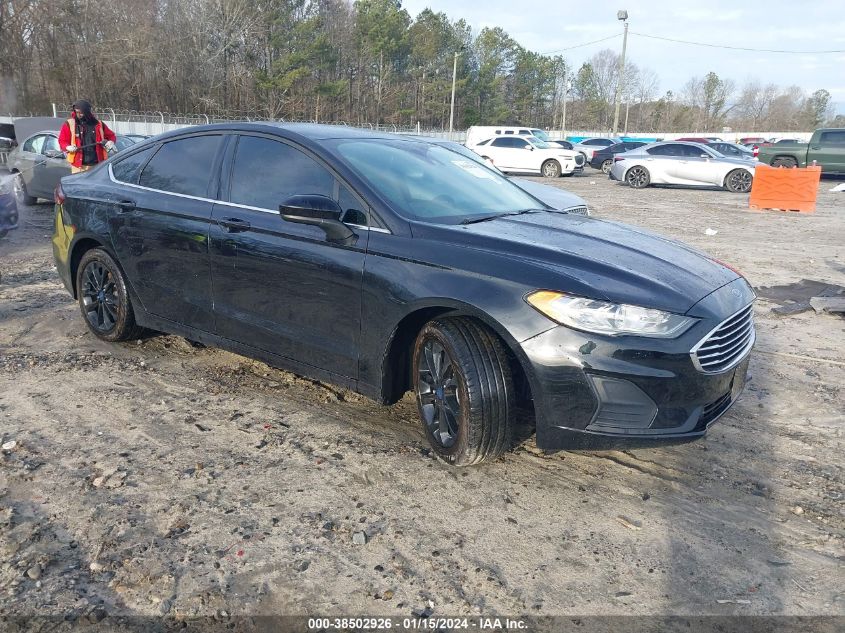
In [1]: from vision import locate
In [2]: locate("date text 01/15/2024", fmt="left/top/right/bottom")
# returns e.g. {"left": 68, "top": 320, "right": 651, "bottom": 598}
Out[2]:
{"left": 307, "top": 617, "right": 527, "bottom": 630}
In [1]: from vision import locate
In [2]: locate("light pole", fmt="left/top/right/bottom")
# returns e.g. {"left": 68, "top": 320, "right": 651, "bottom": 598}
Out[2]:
{"left": 561, "top": 79, "right": 572, "bottom": 139}
{"left": 449, "top": 46, "right": 465, "bottom": 139}
{"left": 611, "top": 9, "right": 629, "bottom": 135}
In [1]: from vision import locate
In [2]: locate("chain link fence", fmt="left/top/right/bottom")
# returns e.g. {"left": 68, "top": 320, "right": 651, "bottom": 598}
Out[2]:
{"left": 55, "top": 106, "right": 465, "bottom": 141}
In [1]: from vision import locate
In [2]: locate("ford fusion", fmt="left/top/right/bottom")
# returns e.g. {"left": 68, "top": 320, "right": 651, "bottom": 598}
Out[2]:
{"left": 53, "top": 124, "right": 755, "bottom": 466}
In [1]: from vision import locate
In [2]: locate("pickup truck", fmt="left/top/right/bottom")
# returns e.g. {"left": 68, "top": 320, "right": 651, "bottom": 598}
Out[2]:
{"left": 757, "top": 128, "right": 845, "bottom": 173}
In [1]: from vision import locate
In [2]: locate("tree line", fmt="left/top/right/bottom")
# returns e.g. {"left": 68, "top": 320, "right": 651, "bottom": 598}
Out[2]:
{"left": 1, "top": 0, "right": 840, "bottom": 132}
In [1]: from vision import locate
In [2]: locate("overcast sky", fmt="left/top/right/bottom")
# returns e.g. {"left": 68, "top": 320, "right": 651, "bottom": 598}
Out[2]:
{"left": 401, "top": 0, "right": 845, "bottom": 113}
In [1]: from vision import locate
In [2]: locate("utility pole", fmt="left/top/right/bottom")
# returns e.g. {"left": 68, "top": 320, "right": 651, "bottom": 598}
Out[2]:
{"left": 611, "top": 10, "right": 629, "bottom": 135}
{"left": 561, "top": 78, "right": 571, "bottom": 139}
{"left": 449, "top": 46, "right": 465, "bottom": 139}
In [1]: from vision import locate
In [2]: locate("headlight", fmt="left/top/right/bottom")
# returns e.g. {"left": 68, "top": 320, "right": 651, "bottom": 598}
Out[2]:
{"left": 526, "top": 291, "right": 697, "bottom": 338}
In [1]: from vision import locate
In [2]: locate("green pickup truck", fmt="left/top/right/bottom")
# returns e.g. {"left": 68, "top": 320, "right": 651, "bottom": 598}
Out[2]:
{"left": 757, "top": 128, "right": 845, "bottom": 173}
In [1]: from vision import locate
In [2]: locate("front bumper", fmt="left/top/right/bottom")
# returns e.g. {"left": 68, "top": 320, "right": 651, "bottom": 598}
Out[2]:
{"left": 519, "top": 279, "right": 755, "bottom": 450}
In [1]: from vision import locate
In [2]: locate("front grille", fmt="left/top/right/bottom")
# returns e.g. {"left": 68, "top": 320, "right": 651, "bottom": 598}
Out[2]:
{"left": 564, "top": 205, "right": 589, "bottom": 216}
{"left": 574, "top": 154, "right": 585, "bottom": 166}
{"left": 693, "top": 303, "right": 755, "bottom": 373}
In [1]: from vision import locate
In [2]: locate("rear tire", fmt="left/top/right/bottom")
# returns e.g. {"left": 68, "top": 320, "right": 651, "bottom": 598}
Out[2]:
{"left": 771, "top": 156, "right": 797, "bottom": 168}
{"left": 601, "top": 159, "right": 613, "bottom": 174}
{"left": 412, "top": 317, "right": 514, "bottom": 466}
{"left": 725, "top": 169, "right": 753, "bottom": 193}
{"left": 76, "top": 248, "right": 143, "bottom": 342}
{"left": 541, "top": 160, "right": 562, "bottom": 178}
{"left": 625, "top": 165, "right": 650, "bottom": 189}
{"left": 13, "top": 173, "right": 37, "bottom": 206}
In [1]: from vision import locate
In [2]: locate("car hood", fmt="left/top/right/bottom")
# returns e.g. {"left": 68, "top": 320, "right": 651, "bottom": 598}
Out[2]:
{"left": 510, "top": 179, "right": 587, "bottom": 210}
{"left": 435, "top": 212, "right": 739, "bottom": 314}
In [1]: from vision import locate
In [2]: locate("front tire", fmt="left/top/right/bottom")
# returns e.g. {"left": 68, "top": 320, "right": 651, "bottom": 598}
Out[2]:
{"left": 626, "top": 165, "right": 650, "bottom": 189}
{"left": 412, "top": 318, "right": 514, "bottom": 466}
{"left": 76, "top": 248, "right": 143, "bottom": 342}
{"left": 541, "top": 160, "right": 562, "bottom": 178}
{"left": 13, "top": 173, "right": 37, "bottom": 206}
{"left": 725, "top": 169, "right": 753, "bottom": 193}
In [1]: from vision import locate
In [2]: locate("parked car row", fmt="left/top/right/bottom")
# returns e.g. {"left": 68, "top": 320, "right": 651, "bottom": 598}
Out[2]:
{"left": 49, "top": 122, "right": 755, "bottom": 465}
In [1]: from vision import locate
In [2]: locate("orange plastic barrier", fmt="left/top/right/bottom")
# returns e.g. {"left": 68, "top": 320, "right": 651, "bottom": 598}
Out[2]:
{"left": 749, "top": 164, "right": 822, "bottom": 213}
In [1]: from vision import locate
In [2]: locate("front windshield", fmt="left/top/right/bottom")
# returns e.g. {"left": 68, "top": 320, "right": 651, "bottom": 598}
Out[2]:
{"left": 527, "top": 137, "right": 552, "bottom": 149}
{"left": 331, "top": 139, "right": 545, "bottom": 224}
{"left": 530, "top": 129, "right": 550, "bottom": 142}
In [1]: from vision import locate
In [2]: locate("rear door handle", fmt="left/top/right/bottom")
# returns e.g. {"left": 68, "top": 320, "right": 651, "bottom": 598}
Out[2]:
{"left": 219, "top": 217, "right": 251, "bottom": 233}
{"left": 116, "top": 200, "right": 136, "bottom": 212}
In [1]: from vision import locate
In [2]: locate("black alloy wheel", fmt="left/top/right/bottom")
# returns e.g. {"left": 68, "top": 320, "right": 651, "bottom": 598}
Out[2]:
{"left": 76, "top": 248, "right": 143, "bottom": 341}
{"left": 725, "top": 169, "right": 753, "bottom": 193}
{"left": 412, "top": 317, "right": 514, "bottom": 466}
{"left": 417, "top": 337, "right": 462, "bottom": 449}
{"left": 626, "top": 165, "right": 650, "bottom": 189}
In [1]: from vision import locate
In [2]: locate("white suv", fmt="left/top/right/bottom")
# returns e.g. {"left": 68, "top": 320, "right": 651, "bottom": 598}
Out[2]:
{"left": 471, "top": 136, "right": 585, "bottom": 177}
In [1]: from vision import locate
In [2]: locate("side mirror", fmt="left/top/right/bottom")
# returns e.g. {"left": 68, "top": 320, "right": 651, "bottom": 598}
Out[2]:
{"left": 279, "top": 194, "right": 355, "bottom": 243}
{"left": 701, "top": 153, "right": 710, "bottom": 159}
{"left": 44, "top": 149, "right": 64, "bottom": 159}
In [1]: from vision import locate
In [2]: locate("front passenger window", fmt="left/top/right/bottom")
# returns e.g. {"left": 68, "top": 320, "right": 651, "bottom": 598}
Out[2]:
{"left": 229, "top": 136, "right": 335, "bottom": 210}
{"left": 42, "top": 136, "right": 60, "bottom": 153}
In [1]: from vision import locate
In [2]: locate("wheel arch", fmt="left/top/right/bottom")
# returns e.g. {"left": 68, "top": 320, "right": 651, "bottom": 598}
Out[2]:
{"left": 68, "top": 236, "right": 115, "bottom": 299}
{"left": 769, "top": 154, "right": 799, "bottom": 166}
{"left": 378, "top": 300, "right": 537, "bottom": 410}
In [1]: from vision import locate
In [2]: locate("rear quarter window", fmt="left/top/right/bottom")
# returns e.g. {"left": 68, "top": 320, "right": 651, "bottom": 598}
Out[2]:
{"left": 112, "top": 146, "right": 156, "bottom": 184}
{"left": 139, "top": 135, "right": 222, "bottom": 197}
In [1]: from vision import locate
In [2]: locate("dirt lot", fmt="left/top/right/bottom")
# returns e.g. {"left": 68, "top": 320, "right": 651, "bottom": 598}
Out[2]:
{"left": 0, "top": 172, "right": 843, "bottom": 627}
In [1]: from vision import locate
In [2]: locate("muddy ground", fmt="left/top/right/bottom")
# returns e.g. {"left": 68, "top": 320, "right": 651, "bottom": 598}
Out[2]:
{"left": 0, "top": 172, "right": 843, "bottom": 627}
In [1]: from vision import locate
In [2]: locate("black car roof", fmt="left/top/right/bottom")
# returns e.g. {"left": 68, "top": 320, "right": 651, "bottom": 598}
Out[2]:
{"left": 146, "top": 121, "right": 408, "bottom": 143}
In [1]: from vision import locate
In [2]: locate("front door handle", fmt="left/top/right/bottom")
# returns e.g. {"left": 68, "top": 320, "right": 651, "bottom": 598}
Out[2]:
{"left": 116, "top": 200, "right": 136, "bottom": 212}
{"left": 219, "top": 217, "right": 251, "bottom": 233}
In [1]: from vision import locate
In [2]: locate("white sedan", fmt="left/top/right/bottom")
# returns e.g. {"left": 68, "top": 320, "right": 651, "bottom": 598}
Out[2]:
{"left": 609, "top": 141, "right": 756, "bottom": 193}
{"left": 470, "top": 136, "right": 585, "bottom": 177}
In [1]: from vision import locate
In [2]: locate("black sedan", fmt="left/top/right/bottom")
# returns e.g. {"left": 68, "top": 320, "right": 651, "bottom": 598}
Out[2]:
{"left": 53, "top": 124, "right": 755, "bottom": 465}
{"left": 590, "top": 141, "right": 648, "bottom": 173}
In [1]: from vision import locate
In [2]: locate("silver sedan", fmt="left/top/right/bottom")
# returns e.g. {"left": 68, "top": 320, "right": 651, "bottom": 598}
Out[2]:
{"left": 609, "top": 141, "right": 756, "bottom": 193}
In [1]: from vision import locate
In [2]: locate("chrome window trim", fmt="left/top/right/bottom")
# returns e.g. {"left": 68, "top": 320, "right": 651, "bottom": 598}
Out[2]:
{"left": 108, "top": 164, "right": 392, "bottom": 234}
{"left": 689, "top": 301, "right": 755, "bottom": 374}
{"left": 109, "top": 163, "right": 217, "bottom": 203}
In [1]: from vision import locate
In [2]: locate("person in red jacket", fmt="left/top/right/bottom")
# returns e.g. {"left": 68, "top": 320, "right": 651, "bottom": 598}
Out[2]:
{"left": 58, "top": 99, "right": 117, "bottom": 173}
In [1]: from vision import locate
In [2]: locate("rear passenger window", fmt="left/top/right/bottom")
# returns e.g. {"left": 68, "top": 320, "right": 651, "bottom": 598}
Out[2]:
{"left": 139, "top": 135, "right": 221, "bottom": 197}
{"left": 23, "top": 135, "right": 47, "bottom": 153}
{"left": 112, "top": 147, "right": 155, "bottom": 184}
{"left": 229, "top": 136, "right": 335, "bottom": 210}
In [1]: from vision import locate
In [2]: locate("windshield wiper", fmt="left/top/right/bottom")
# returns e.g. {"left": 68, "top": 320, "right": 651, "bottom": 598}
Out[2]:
{"left": 460, "top": 209, "right": 544, "bottom": 225}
